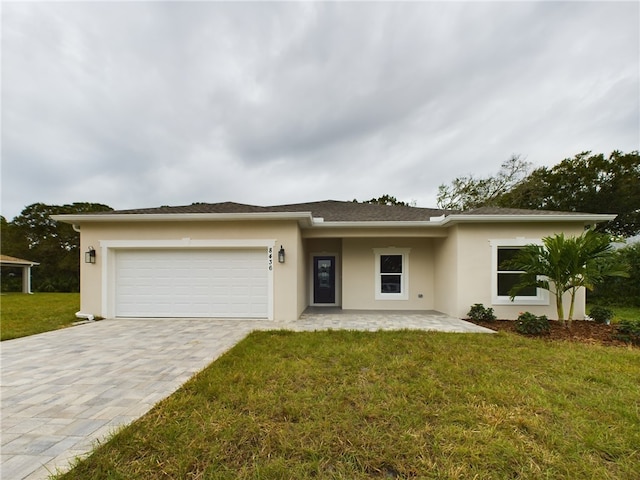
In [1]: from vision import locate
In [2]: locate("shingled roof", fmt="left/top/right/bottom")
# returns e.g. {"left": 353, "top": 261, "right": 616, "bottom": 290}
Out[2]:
{"left": 269, "top": 201, "right": 453, "bottom": 221}
{"left": 95, "top": 200, "right": 456, "bottom": 222}
{"left": 63, "top": 200, "right": 606, "bottom": 225}
{"left": 460, "top": 206, "right": 581, "bottom": 216}
{"left": 102, "top": 202, "right": 269, "bottom": 215}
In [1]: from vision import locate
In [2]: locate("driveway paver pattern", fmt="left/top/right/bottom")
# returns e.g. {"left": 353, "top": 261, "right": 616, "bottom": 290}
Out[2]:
{"left": 1, "top": 313, "right": 492, "bottom": 479}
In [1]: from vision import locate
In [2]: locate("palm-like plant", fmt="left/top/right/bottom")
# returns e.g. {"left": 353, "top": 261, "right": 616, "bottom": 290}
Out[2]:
{"left": 505, "top": 230, "right": 628, "bottom": 327}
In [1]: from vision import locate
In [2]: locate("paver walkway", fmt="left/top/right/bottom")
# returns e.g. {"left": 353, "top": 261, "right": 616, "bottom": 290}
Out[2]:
{"left": 1, "top": 313, "right": 492, "bottom": 479}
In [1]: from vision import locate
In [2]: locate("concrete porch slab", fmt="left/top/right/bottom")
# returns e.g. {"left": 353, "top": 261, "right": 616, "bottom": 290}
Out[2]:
{"left": 289, "top": 308, "right": 496, "bottom": 333}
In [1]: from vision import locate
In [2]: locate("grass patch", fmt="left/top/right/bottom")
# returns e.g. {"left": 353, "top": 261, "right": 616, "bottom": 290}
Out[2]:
{"left": 1, "top": 293, "right": 79, "bottom": 340}
{"left": 57, "top": 331, "right": 640, "bottom": 479}
{"left": 588, "top": 305, "right": 640, "bottom": 322}
{"left": 608, "top": 306, "right": 640, "bottom": 322}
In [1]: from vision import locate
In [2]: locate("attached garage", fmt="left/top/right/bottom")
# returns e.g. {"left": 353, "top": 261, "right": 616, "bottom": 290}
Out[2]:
{"left": 114, "top": 248, "right": 270, "bottom": 318}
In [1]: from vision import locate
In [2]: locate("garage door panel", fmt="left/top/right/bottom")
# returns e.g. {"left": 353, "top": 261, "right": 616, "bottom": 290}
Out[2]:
{"left": 115, "top": 249, "right": 269, "bottom": 318}
{"left": 191, "top": 286, "right": 210, "bottom": 296}
{"left": 231, "top": 285, "right": 249, "bottom": 295}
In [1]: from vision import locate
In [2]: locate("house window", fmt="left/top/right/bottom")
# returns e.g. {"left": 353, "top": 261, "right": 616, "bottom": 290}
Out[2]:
{"left": 490, "top": 239, "right": 548, "bottom": 305}
{"left": 374, "top": 248, "right": 410, "bottom": 300}
{"left": 497, "top": 248, "right": 537, "bottom": 297}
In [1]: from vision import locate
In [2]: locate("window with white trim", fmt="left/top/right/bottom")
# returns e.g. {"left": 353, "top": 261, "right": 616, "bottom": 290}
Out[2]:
{"left": 374, "top": 248, "right": 410, "bottom": 300}
{"left": 490, "top": 239, "right": 548, "bottom": 305}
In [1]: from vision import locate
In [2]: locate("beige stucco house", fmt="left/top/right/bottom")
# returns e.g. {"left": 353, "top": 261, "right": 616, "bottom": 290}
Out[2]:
{"left": 52, "top": 201, "right": 615, "bottom": 322}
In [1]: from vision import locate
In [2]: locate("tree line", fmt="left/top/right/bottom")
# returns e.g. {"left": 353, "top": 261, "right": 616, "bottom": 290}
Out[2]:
{"left": 437, "top": 150, "right": 639, "bottom": 237}
{"left": 1, "top": 203, "right": 112, "bottom": 292}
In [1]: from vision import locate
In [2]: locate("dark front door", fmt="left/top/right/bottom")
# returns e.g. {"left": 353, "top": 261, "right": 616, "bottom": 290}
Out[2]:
{"left": 313, "top": 256, "right": 335, "bottom": 304}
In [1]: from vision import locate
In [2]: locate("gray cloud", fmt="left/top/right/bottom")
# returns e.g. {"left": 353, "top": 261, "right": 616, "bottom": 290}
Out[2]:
{"left": 2, "top": 1, "right": 638, "bottom": 219}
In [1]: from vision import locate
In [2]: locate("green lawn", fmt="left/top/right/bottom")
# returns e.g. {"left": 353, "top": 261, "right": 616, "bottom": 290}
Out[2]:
{"left": 607, "top": 305, "right": 640, "bottom": 322}
{"left": 57, "top": 330, "right": 640, "bottom": 480}
{"left": 0, "top": 293, "right": 79, "bottom": 341}
{"left": 586, "top": 305, "right": 640, "bottom": 323}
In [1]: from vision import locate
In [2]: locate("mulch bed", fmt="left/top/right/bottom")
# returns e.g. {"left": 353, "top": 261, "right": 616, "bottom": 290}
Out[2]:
{"left": 467, "top": 319, "right": 632, "bottom": 347}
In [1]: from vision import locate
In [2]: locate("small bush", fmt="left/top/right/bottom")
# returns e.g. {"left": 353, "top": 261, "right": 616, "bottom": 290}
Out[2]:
{"left": 589, "top": 306, "right": 614, "bottom": 324}
{"left": 467, "top": 303, "right": 496, "bottom": 322}
{"left": 616, "top": 319, "right": 640, "bottom": 345}
{"left": 515, "top": 312, "right": 550, "bottom": 335}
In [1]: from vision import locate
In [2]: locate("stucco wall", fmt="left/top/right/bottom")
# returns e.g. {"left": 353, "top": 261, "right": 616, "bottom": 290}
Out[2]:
{"left": 295, "top": 232, "right": 307, "bottom": 317}
{"left": 454, "top": 223, "right": 588, "bottom": 320}
{"left": 77, "top": 217, "right": 592, "bottom": 322}
{"left": 432, "top": 226, "right": 459, "bottom": 317}
{"left": 341, "top": 237, "right": 435, "bottom": 310}
{"left": 78, "top": 220, "right": 303, "bottom": 321}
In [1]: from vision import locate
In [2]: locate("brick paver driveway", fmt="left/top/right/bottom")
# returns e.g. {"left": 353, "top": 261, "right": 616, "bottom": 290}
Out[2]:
{"left": 1, "top": 318, "right": 260, "bottom": 479}
{"left": 1, "top": 313, "right": 492, "bottom": 479}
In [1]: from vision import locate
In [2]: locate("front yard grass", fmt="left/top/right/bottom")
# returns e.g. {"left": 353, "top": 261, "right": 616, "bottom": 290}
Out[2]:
{"left": 607, "top": 305, "right": 640, "bottom": 322}
{"left": 587, "top": 304, "right": 640, "bottom": 322}
{"left": 58, "top": 330, "right": 639, "bottom": 480}
{"left": 0, "top": 293, "right": 79, "bottom": 340}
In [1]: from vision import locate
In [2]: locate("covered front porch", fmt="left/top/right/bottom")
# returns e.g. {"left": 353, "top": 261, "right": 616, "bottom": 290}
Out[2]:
{"left": 303, "top": 235, "right": 446, "bottom": 312}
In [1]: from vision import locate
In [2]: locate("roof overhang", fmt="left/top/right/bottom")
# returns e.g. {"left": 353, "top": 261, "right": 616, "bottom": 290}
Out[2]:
{"left": 310, "top": 213, "right": 616, "bottom": 228}
{"left": 439, "top": 213, "right": 617, "bottom": 226}
{"left": 0, "top": 259, "right": 40, "bottom": 267}
{"left": 311, "top": 219, "right": 443, "bottom": 228}
{"left": 52, "top": 211, "right": 616, "bottom": 230}
{"left": 51, "top": 212, "right": 315, "bottom": 228}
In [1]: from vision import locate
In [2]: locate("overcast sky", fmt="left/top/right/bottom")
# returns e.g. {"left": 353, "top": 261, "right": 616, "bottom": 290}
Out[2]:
{"left": 2, "top": 1, "right": 639, "bottom": 220}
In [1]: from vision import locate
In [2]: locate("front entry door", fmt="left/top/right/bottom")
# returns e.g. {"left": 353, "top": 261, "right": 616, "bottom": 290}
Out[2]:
{"left": 313, "top": 256, "right": 335, "bottom": 304}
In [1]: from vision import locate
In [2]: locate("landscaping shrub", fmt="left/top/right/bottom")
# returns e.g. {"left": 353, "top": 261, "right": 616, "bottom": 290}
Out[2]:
{"left": 515, "top": 312, "right": 550, "bottom": 335}
{"left": 616, "top": 319, "right": 640, "bottom": 345}
{"left": 467, "top": 303, "right": 496, "bottom": 322}
{"left": 588, "top": 306, "right": 614, "bottom": 324}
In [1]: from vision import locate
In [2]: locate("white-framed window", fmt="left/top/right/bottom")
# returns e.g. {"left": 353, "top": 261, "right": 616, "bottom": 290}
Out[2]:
{"left": 489, "top": 239, "right": 549, "bottom": 305}
{"left": 373, "top": 248, "right": 410, "bottom": 300}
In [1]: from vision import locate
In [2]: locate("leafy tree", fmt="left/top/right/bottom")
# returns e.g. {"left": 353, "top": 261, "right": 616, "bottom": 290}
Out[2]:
{"left": 589, "top": 242, "right": 640, "bottom": 306}
{"left": 0, "top": 215, "right": 26, "bottom": 291}
{"left": 1, "top": 215, "right": 23, "bottom": 256}
{"left": 2, "top": 202, "right": 112, "bottom": 292}
{"left": 496, "top": 151, "right": 640, "bottom": 236}
{"left": 505, "top": 230, "right": 628, "bottom": 326}
{"left": 354, "top": 195, "right": 412, "bottom": 206}
{"left": 437, "top": 155, "right": 532, "bottom": 210}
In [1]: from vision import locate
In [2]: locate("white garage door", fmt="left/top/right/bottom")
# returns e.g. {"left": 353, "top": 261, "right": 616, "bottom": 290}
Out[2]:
{"left": 115, "top": 249, "right": 269, "bottom": 318}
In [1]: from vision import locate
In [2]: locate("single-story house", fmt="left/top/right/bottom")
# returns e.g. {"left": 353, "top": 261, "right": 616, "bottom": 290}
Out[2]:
{"left": 52, "top": 201, "right": 615, "bottom": 322}
{"left": 0, "top": 254, "right": 39, "bottom": 294}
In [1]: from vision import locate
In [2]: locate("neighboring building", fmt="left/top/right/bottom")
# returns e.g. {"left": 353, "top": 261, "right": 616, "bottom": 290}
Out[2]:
{"left": 52, "top": 200, "right": 614, "bottom": 322}
{"left": 0, "top": 255, "right": 39, "bottom": 294}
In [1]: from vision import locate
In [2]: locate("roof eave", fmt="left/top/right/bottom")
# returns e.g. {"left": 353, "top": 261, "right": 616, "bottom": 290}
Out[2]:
{"left": 310, "top": 220, "right": 444, "bottom": 228}
{"left": 51, "top": 212, "right": 315, "bottom": 227}
{"left": 0, "top": 260, "right": 40, "bottom": 266}
{"left": 442, "top": 213, "right": 617, "bottom": 225}
{"left": 310, "top": 213, "right": 616, "bottom": 228}
{"left": 51, "top": 212, "right": 617, "bottom": 229}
